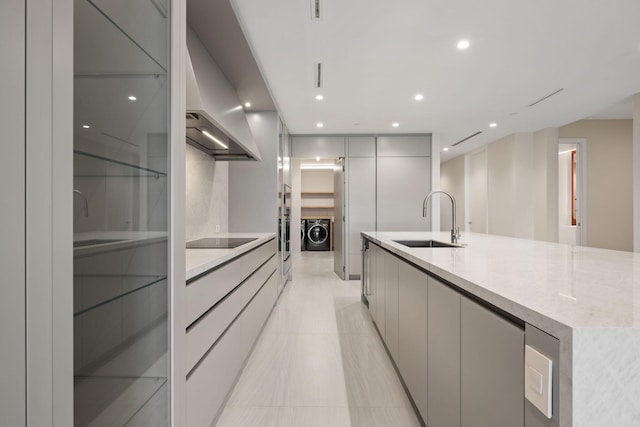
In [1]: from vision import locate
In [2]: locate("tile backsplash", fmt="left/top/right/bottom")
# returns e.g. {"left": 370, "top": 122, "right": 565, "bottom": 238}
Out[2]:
{"left": 185, "top": 144, "right": 228, "bottom": 241}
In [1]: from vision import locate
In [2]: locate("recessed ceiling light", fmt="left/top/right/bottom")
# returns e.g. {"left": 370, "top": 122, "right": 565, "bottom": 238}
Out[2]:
{"left": 316, "top": 122, "right": 324, "bottom": 128}
{"left": 414, "top": 94, "right": 424, "bottom": 101}
{"left": 82, "top": 124, "right": 90, "bottom": 129}
{"left": 128, "top": 95, "right": 137, "bottom": 101}
{"left": 244, "top": 102, "right": 251, "bottom": 108}
{"left": 316, "top": 156, "right": 320, "bottom": 162}
{"left": 489, "top": 122, "right": 497, "bottom": 128}
{"left": 443, "top": 147, "right": 449, "bottom": 152}
{"left": 315, "top": 94, "right": 324, "bottom": 101}
{"left": 392, "top": 122, "right": 400, "bottom": 128}
{"left": 457, "top": 39, "right": 470, "bottom": 50}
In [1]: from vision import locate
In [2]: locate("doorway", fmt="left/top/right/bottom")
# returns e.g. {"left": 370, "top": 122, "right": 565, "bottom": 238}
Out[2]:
{"left": 558, "top": 139, "right": 586, "bottom": 245}
{"left": 466, "top": 148, "right": 488, "bottom": 233}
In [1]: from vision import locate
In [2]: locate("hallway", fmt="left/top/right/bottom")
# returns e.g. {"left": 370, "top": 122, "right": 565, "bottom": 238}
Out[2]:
{"left": 216, "top": 252, "right": 421, "bottom": 426}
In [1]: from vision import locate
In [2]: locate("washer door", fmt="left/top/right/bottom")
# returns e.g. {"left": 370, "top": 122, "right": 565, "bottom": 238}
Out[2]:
{"left": 307, "top": 224, "right": 328, "bottom": 244}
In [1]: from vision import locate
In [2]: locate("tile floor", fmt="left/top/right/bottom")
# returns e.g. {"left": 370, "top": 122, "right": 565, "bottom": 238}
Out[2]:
{"left": 216, "top": 251, "right": 421, "bottom": 427}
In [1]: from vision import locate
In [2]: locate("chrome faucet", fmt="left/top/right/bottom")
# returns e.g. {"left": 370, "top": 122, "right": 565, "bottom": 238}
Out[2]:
{"left": 422, "top": 190, "right": 461, "bottom": 244}
{"left": 73, "top": 189, "right": 89, "bottom": 217}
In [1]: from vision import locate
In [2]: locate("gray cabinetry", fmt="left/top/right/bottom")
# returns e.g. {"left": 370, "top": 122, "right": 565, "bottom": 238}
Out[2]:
{"left": 398, "top": 262, "right": 428, "bottom": 421}
{"left": 346, "top": 137, "right": 376, "bottom": 279}
{"left": 376, "top": 155, "right": 431, "bottom": 231}
{"left": 384, "top": 251, "right": 399, "bottom": 361}
{"left": 374, "top": 245, "right": 386, "bottom": 339}
{"left": 291, "top": 136, "right": 345, "bottom": 158}
{"left": 427, "top": 276, "right": 461, "bottom": 427}
{"left": 461, "top": 297, "right": 524, "bottom": 427}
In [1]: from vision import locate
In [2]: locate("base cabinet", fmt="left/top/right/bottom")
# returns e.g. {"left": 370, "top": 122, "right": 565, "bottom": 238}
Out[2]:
{"left": 398, "top": 262, "right": 428, "bottom": 421}
{"left": 365, "top": 241, "right": 527, "bottom": 427}
{"left": 427, "top": 276, "right": 461, "bottom": 427}
{"left": 461, "top": 297, "right": 524, "bottom": 427}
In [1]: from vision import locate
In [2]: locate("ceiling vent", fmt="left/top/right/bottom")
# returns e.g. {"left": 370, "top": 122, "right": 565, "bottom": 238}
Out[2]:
{"left": 311, "top": 0, "right": 321, "bottom": 19}
{"left": 452, "top": 131, "right": 482, "bottom": 146}
{"left": 528, "top": 88, "right": 564, "bottom": 107}
{"left": 314, "top": 62, "right": 323, "bottom": 88}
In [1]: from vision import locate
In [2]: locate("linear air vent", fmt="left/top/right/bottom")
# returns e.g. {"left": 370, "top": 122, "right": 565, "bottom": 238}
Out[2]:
{"left": 312, "top": 0, "right": 321, "bottom": 19}
{"left": 528, "top": 88, "right": 564, "bottom": 107}
{"left": 314, "top": 62, "right": 323, "bottom": 88}
{"left": 452, "top": 131, "right": 482, "bottom": 146}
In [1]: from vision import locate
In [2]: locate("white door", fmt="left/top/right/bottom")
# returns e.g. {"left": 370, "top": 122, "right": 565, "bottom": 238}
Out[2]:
{"left": 468, "top": 149, "right": 487, "bottom": 233}
{"left": 333, "top": 158, "right": 345, "bottom": 279}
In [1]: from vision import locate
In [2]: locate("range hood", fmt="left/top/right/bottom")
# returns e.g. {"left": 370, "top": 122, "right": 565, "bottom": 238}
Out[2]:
{"left": 185, "top": 27, "right": 261, "bottom": 161}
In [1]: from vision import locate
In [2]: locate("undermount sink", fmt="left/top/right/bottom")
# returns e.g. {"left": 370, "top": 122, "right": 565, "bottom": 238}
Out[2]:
{"left": 73, "top": 239, "right": 123, "bottom": 248}
{"left": 393, "top": 239, "right": 464, "bottom": 248}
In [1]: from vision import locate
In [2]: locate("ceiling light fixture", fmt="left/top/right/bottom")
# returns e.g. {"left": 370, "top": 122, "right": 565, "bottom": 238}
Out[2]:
{"left": 443, "top": 147, "right": 449, "bottom": 152}
{"left": 301, "top": 164, "right": 335, "bottom": 170}
{"left": 316, "top": 122, "right": 324, "bottom": 128}
{"left": 414, "top": 94, "right": 424, "bottom": 101}
{"left": 201, "top": 130, "right": 229, "bottom": 149}
{"left": 392, "top": 122, "right": 400, "bottom": 127}
{"left": 128, "top": 95, "right": 137, "bottom": 101}
{"left": 457, "top": 39, "right": 470, "bottom": 50}
{"left": 316, "top": 156, "right": 320, "bottom": 161}
{"left": 82, "top": 125, "right": 90, "bottom": 129}
{"left": 315, "top": 94, "right": 324, "bottom": 100}
{"left": 244, "top": 102, "right": 251, "bottom": 108}
{"left": 489, "top": 122, "right": 497, "bottom": 128}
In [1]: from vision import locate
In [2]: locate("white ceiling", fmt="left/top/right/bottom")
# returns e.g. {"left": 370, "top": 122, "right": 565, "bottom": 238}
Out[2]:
{"left": 224, "top": 0, "right": 640, "bottom": 161}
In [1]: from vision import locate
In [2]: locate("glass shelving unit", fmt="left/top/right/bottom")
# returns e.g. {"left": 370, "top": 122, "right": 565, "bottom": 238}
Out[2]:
{"left": 73, "top": 0, "right": 170, "bottom": 424}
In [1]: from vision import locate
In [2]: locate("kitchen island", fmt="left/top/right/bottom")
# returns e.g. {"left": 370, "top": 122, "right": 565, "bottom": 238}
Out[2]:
{"left": 362, "top": 231, "right": 640, "bottom": 427}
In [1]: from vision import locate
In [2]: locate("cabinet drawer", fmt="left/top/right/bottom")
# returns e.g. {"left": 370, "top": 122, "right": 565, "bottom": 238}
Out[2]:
{"left": 242, "top": 239, "right": 277, "bottom": 281}
{"left": 186, "top": 258, "right": 242, "bottom": 326}
{"left": 186, "top": 255, "right": 277, "bottom": 371}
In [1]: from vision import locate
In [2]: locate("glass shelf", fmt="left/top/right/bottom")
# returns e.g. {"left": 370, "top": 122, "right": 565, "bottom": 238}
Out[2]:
{"left": 74, "top": 150, "right": 167, "bottom": 178}
{"left": 74, "top": 274, "right": 167, "bottom": 317}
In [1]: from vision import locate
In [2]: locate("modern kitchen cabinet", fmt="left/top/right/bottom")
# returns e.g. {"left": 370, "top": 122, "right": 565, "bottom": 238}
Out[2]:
{"left": 346, "top": 136, "right": 376, "bottom": 279}
{"left": 364, "top": 237, "right": 527, "bottom": 427}
{"left": 461, "top": 297, "right": 524, "bottom": 427}
{"left": 376, "top": 135, "right": 431, "bottom": 232}
{"left": 384, "top": 251, "right": 399, "bottom": 361}
{"left": 398, "top": 261, "right": 429, "bottom": 421}
{"left": 186, "top": 238, "right": 278, "bottom": 426}
{"left": 427, "top": 276, "right": 461, "bottom": 427}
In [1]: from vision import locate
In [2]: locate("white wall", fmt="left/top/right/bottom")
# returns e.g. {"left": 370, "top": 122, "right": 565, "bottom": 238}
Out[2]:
{"left": 532, "top": 128, "right": 559, "bottom": 242}
{"left": 185, "top": 144, "right": 228, "bottom": 240}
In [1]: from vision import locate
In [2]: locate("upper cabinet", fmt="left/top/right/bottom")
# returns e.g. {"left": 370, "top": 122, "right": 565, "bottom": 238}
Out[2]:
{"left": 291, "top": 136, "right": 346, "bottom": 158}
{"left": 377, "top": 135, "right": 431, "bottom": 157}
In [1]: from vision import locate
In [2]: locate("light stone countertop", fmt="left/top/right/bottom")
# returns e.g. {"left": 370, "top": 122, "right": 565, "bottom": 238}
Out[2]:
{"left": 185, "top": 233, "right": 277, "bottom": 281}
{"left": 363, "top": 231, "right": 640, "bottom": 426}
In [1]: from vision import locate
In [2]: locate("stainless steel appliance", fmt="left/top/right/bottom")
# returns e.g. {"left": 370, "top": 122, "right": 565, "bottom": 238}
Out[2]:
{"left": 301, "top": 219, "right": 307, "bottom": 251}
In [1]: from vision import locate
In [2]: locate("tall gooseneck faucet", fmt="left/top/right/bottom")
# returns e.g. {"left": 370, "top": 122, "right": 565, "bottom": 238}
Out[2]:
{"left": 422, "top": 190, "right": 461, "bottom": 244}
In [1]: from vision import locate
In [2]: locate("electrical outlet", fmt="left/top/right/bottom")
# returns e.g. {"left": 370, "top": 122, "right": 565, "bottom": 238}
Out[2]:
{"left": 215, "top": 224, "right": 220, "bottom": 232}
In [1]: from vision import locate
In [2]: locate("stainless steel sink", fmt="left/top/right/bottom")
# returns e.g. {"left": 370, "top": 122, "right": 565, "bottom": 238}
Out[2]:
{"left": 73, "top": 239, "right": 123, "bottom": 248}
{"left": 393, "top": 239, "right": 464, "bottom": 248}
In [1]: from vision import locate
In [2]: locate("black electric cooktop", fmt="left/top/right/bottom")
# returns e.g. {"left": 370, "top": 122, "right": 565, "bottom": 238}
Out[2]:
{"left": 186, "top": 237, "right": 258, "bottom": 249}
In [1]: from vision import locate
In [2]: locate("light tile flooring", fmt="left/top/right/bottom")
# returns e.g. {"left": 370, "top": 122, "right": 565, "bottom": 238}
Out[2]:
{"left": 216, "top": 252, "right": 421, "bottom": 427}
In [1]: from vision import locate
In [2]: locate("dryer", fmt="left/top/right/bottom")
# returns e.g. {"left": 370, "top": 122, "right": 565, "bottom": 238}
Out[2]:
{"left": 305, "top": 219, "right": 330, "bottom": 251}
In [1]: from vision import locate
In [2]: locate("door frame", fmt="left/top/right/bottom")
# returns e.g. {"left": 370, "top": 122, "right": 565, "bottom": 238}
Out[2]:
{"left": 558, "top": 138, "right": 587, "bottom": 245}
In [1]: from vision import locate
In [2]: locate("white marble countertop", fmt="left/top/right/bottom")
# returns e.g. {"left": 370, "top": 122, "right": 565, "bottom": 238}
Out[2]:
{"left": 186, "top": 233, "right": 277, "bottom": 281}
{"left": 363, "top": 231, "right": 640, "bottom": 336}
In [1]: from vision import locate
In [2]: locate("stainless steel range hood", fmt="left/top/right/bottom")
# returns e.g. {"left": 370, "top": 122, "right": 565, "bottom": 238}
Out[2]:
{"left": 186, "top": 27, "right": 261, "bottom": 161}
